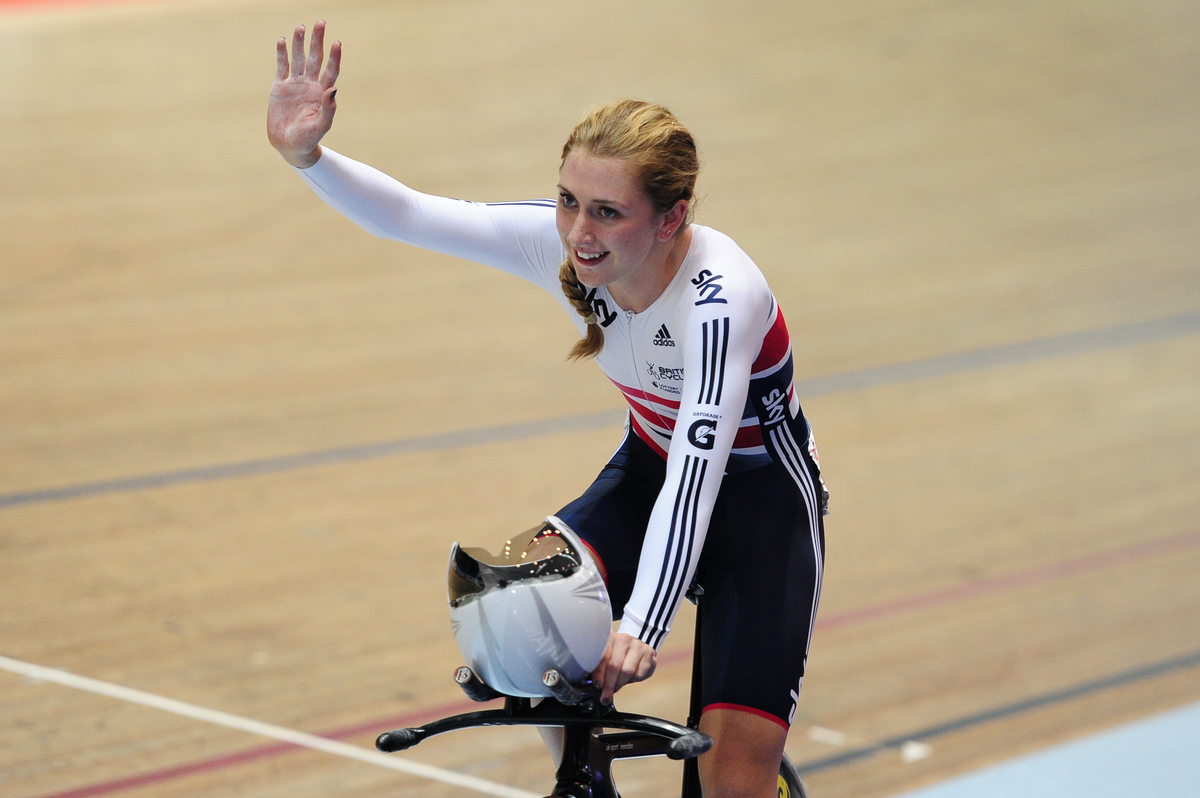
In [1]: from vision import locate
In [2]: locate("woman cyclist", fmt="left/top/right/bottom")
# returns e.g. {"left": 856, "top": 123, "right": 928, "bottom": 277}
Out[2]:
{"left": 268, "top": 22, "right": 826, "bottom": 798}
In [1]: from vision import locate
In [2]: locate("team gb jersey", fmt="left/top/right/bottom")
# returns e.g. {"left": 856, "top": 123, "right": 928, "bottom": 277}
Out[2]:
{"left": 296, "top": 149, "right": 824, "bottom": 649}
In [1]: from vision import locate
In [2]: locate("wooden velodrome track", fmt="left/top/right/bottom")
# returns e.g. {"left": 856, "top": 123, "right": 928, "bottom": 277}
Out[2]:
{"left": 2, "top": 0, "right": 1198, "bottom": 796}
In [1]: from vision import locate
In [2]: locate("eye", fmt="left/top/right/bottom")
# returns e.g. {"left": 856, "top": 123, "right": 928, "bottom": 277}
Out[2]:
{"left": 596, "top": 206, "right": 621, "bottom": 220}
{"left": 558, "top": 191, "right": 577, "bottom": 209}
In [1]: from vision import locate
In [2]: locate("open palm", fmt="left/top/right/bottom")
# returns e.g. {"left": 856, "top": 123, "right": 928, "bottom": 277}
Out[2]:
{"left": 268, "top": 21, "right": 341, "bottom": 168}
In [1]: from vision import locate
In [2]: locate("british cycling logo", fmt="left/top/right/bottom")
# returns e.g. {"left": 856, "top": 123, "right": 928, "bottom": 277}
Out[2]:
{"left": 646, "top": 362, "right": 684, "bottom": 381}
{"left": 646, "top": 362, "right": 684, "bottom": 395}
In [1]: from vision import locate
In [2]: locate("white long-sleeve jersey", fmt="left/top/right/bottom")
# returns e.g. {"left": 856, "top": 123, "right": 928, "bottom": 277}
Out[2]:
{"left": 296, "top": 149, "right": 821, "bottom": 649}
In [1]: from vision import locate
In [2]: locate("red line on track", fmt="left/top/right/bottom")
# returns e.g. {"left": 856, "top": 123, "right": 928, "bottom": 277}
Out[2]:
{"left": 33, "top": 742, "right": 299, "bottom": 798}
{"left": 32, "top": 697, "right": 502, "bottom": 798}
{"left": 32, "top": 527, "right": 1200, "bottom": 798}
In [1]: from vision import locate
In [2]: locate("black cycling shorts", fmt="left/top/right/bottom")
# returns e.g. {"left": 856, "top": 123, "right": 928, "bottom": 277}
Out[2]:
{"left": 556, "top": 428, "right": 825, "bottom": 729}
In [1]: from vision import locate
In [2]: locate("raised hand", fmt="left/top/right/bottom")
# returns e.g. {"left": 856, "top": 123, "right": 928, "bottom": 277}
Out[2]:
{"left": 268, "top": 21, "right": 341, "bottom": 168}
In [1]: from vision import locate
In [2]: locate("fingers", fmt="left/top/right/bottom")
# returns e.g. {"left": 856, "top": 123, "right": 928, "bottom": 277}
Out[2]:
{"left": 306, "top": 20, "right": 325, "bottom": 79}
{"left": 592, "top": 633, "right": 657, "bottom": 704}
{"left": 275, "top": 37, "right": 289, "bottom": 81}
{"left": 321, "top": 39, "right": 342, "bottom": 88}
{"left": 602, "top": 643, "right": 648, "bottom": 702}
{"left": 290, "top": 24, "right": 306, "bottom": 78}
{"left": 321, "top": 85, "right": 338, "bottom": 128}
{"left": 281, "top": 22, "right": 337, "bottom": 86}
{"left": 591, "top": 631, "right": 617, "bottom": 696}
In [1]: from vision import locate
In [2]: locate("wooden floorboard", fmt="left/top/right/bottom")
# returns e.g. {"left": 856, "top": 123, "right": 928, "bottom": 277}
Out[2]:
{"left": 2, "top": 1, "right": 1198, "bottom": 797}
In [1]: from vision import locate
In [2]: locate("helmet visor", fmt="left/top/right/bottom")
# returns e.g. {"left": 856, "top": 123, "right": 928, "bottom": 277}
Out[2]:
{"left": 448, "top": 520, "right": 584, "bottom": 606}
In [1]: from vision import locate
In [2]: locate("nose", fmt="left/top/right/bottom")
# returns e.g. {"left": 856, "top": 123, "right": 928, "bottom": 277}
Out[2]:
{"left": 569, "top": 212, "right": 595, "bottom": 247}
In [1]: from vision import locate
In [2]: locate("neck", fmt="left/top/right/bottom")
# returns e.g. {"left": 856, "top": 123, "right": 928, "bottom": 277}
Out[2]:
{"left": 608, "top": 225, "right": 694, "bottom": 313}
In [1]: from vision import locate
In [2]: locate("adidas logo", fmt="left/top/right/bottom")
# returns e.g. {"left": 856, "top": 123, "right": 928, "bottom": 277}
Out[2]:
{"left": 652, "top": 324, "right": 676, "bottom": 347}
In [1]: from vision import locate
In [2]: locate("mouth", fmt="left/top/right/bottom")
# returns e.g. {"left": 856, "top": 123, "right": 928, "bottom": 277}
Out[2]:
{"left": 573, "top": 249, "right": 610, "bottom": 267}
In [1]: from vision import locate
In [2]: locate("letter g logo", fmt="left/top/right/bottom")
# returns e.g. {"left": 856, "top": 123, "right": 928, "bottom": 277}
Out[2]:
{"left": 687, "top": 419, "right": 717, "bottom": 450}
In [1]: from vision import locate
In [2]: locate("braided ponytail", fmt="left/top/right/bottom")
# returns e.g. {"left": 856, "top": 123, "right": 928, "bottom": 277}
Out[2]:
{"left": 559, "top": 260, "right": 604, "bottom": 360}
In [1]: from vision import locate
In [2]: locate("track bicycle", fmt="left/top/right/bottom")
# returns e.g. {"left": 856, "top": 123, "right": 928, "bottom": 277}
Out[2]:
{"left": 376, "top": 585, "right": 809, "bottom": 798}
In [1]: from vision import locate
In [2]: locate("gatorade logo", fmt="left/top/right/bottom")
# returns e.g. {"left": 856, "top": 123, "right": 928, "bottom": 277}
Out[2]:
{"left": 687, "top": 418, "right": 717, "bottom": 450}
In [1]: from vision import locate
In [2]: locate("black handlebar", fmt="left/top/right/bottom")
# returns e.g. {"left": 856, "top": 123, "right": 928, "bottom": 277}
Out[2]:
{"left": 375, "top": 727, "right": 422, "bottom": 752}
{"left": 373, "top": 666, "right": 711, "bottom": 761}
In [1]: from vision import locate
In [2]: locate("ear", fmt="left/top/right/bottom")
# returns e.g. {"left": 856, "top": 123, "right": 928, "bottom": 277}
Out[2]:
{"left": 658, "top": 200, "right": 689, "bottom": 239}
{"left": 664, "top": 199, "right": 688, "bottom": 228}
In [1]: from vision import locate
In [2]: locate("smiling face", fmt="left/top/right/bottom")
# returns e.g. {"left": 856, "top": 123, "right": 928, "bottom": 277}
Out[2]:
{"left": 557, "top": 149, "right": 687, "bottom": 311}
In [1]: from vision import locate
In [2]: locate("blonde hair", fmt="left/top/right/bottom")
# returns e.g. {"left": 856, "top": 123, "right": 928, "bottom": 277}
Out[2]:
{"left": 559, "top": 100, "right": 700, "bottom": 360}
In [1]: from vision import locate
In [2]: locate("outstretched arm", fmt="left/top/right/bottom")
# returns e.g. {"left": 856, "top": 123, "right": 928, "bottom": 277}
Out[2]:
{"left": 268, "top": 21, "right": 341, "bottom": 168}
{"left": 272, "top": 27, "right": 563, "bottom": 289}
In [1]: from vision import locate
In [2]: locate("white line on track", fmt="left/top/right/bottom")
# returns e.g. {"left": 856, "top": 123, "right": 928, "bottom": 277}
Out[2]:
{"left": 0, "top": 654, "right": 540, "bottom": 798}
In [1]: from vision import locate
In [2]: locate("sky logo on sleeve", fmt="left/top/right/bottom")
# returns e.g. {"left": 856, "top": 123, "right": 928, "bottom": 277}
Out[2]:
{"left": 691, "top": 269, "right": 728, "bottom": 306}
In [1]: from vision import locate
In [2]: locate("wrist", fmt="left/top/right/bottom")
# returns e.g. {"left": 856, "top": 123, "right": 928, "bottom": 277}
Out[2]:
{"left": 284, "top": 144, "right": 322, "bottom": 169}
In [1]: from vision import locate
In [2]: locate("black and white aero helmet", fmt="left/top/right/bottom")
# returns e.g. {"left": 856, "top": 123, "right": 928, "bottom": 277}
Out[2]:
{"left": 447, "top": 516, "right": 611, "bottom": 697}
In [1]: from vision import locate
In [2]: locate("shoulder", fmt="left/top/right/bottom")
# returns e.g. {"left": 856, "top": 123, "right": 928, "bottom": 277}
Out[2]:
{"left": 481, "top": 197, "right": 559, "bottom": 213}
{"left": 474, "top": 197, "right": 565, "bottom": 283}
{"left": 676, "top": 226, "right": 772, "bottom": 320}
{"left": 475, "top": 197, "right": 560, "bottom": 232}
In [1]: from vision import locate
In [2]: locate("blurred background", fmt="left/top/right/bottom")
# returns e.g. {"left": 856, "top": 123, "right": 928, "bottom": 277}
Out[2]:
{"left": 1, "top": 1, "right": 1197, "bottom": 796}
